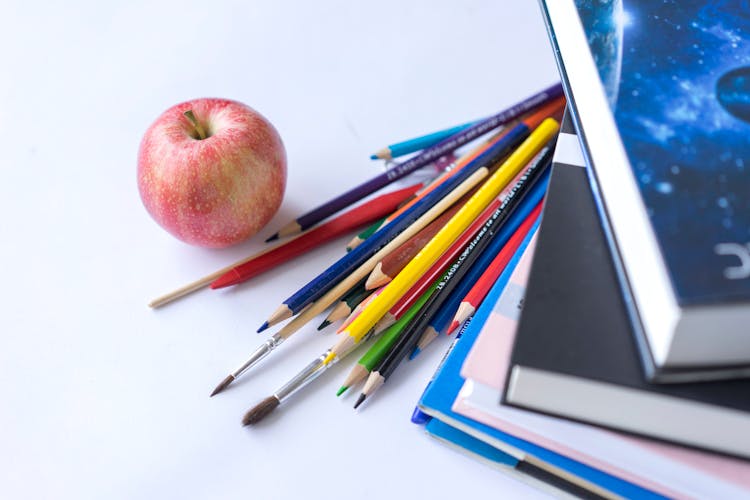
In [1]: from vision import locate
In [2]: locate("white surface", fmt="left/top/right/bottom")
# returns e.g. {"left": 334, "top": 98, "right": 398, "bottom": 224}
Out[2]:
{"left": 0, "top": 2, "right": 559, "bottom": 499}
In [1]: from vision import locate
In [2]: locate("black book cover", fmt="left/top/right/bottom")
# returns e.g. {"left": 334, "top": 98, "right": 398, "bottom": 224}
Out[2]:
{"left": 503, "top": 113, "right": 750, "bottom": 457}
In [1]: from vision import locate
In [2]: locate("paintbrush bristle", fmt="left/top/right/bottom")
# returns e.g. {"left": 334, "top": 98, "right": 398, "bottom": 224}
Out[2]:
{"left": 242, "top": 396, "right": 280, "bottom": 426}
{"left": 210, "top": 374, "right": 235, "bottom": 397}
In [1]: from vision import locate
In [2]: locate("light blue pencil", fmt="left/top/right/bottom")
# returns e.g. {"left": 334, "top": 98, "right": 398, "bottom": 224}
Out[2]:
{"left": 370, "top": 120, "right": 480, "bottom": 160}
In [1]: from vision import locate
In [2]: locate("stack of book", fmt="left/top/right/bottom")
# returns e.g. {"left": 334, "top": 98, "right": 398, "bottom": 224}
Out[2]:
{"left": 415, "top": 1, "right": 750, "bottom": 497}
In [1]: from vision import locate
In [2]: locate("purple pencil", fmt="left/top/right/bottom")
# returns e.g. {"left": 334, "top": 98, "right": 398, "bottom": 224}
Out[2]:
{"left": 265, "top": 83, "right": 563, "bottom": 242}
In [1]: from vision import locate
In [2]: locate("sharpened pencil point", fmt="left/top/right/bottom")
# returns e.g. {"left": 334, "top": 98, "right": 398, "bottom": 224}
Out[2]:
{"left": 409, "top": 347, "right": 421, "bottom": 360}
{"left": 447, "top": 320, "right": 460, "bottom": 335}
{"left": 264, "top": 233, "right": 279, "bottom": 243}
{"left": 317, "top": 319, "right": 331, "bottom": 331}
{"left": 257, "top": 321, "right": 269, "bottom": 333}
{"left": 369, "top": 154, "right": 378, "bottom": 160}
{"left": 336, "top": 385, "right": 348, "bottom": 397}
{"left": 242, "top": 396, "right": 280, "bottom": 426}
{"left": 210, "top": 374, "right": 235, "bottom": 397}
{"left": 353, "top": 393, "right": 367, "bottom": 409}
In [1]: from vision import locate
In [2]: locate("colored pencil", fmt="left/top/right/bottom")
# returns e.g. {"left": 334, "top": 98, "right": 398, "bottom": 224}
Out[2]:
{"left": 346, "top": 217, "right": 386, "bottom": 252}
{"left": 415, "top": 198, "right": 544, "bottom": 357}
{"left": 317, "top": 278, "right": 369, "bottom": 330}
{"left": 377, "top": 128, "right": 507, "bottom": 229}
{"left": 258, "top": 123, "right": 532, "bottom": 332}
{"left": 370, "top": 120, "right": 480, "bottom": 160}
{"left": 449, "top": 205, "right": 541, "bottom": 334}
{"left": 324, "top": 117, "right": 560, "bottom": 367}
{"left": 264, "top": 83, "right": 563, "bottom": 241}
{"left": 368, "top": 160, "right": 537, "bottom": 336}
{"left": 337, "top": 287, "right": 383, "bottom": 333}
{"left": 345, "top": 154, "right": 455, "bottom": 251}
{"left": 148, "top": 183, "right": 417, "bottom": 307}
{"left": 354, "top": 157, "right": 550, "bottom": 409}
{"left": 337, "top": 284, "right": 435, "bottom": 396}
{"left": 365, "top": 197, "right": 466, "bottom": 290}
{"left": 207, "top": 184, "right": 422, "bottom": 290}
{"left": 354, "top": 245, "right": 473, "bottom": 409}
{"left": 209, "top": 165, "right": 489, "bottom": 396}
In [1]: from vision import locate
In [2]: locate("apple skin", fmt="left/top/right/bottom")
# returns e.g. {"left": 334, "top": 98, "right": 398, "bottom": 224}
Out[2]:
{"left": 137, "top": 98, "right": 286, "bottom": 248}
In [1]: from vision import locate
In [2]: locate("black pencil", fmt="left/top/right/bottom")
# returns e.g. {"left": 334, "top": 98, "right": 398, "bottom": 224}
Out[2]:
{"left": 353, "top": 141, "right": 554, "bottom": 409}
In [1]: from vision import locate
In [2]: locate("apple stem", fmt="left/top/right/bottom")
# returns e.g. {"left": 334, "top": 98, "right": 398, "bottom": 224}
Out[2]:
{"left": 184, "top": 110, "right": 207, "bottom": 140}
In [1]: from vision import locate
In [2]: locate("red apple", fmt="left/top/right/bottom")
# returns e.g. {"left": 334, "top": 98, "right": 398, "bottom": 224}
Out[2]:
{"left": 137, "top": 98, "right": 286, "bottom": 248}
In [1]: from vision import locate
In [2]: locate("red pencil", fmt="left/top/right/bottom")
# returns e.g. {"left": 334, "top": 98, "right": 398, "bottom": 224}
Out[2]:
{"left": 210, "top": 183, "right": 422, "bottom": 289}
{"left": 448, "top": 203, "right": 543, "bottom": 334}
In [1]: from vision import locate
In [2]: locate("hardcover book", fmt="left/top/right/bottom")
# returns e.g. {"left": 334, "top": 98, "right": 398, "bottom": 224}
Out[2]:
{"left": 417, "top": 224, "right": 663, "bottom": 499}
{"left": 455, "top": 115, "right": 750, "bottom": 499}
{"left": 539, "top": 0, "right": 750, "bottom": 373}
{"left": 503, "top": 112, "right": 750, "bottom": 458}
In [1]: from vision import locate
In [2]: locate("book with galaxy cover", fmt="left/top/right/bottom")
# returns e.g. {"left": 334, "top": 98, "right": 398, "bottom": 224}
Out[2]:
{"left": 503, "top": 114, "right": 750, "bottom": 458}
{"left": 538, "top": 0, "right": 750, "bottom": 376}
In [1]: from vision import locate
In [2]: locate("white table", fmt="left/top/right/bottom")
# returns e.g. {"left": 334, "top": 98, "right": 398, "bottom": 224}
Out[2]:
{"left": 0, "top": 1, "right": 559, "bottom": 498}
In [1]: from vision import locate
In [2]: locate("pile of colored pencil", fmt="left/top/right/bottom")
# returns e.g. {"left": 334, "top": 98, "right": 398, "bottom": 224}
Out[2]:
{"left": 150, "top": 83, "right": 565, "bottom": 425}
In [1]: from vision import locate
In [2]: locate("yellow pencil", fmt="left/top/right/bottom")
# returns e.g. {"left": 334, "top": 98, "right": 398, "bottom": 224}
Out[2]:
{"left": 324, "top": 118, "right": 560, "bottom": 365}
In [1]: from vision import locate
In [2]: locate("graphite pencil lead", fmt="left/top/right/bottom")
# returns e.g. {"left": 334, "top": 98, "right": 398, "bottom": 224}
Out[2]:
{"left": 353, "top": 393, "right": 367, "bottom": 410}
{"left": 264, "top": 233, "right": 279, "bottom": 243}
{"left": 210, "top": 374, "right": 235, "bottom": 397}
{"left": 317, "top": 319, "right": 332, "bottom": 331}
{"left": 242, "top": 396, "right": 280, "bottom": 426}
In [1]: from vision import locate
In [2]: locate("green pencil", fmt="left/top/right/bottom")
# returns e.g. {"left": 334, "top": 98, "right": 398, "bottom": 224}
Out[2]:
{"left": 345, "top": 217, "right": 387, "bottom": 252}
{"left": 318, "top": 278, "right": 371, "bottom": 330}
{"left": 336, "top": 283, "right": 436, "bottom": 396}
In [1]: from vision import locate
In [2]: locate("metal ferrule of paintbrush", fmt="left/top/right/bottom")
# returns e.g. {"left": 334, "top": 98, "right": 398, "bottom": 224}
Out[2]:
{"left": 231, "top": 333, "right": 285, "bottom": 378}
{"left": 275, "top": 339, "right": 365, "bottom": 403}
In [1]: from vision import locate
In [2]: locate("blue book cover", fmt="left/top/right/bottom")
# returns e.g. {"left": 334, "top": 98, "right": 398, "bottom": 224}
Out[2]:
{"left": 417, "top": 220, "right": 663, "bottom": 499}
{"left": 540, "top": 0, "right": 750, "bottom": 370}
{"left": 425, "top": 419, "right": 628, "bottom": 499}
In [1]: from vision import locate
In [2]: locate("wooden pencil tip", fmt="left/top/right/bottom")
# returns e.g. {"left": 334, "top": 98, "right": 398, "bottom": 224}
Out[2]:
{"left": 336, "top": 385, "right": 348, "bottom": 397}
{"left": 317, "top": 319, "right": 332, "bottom": 331}
{"left": 408, "top": 346, "right": 421, "bottom": 361}
{"left": 264, "top": 233, "right": 279, "bottom": 243}
{"left": 242, "top": 396, "right": 280, "bottom": 426}
{"left": 365, "top": 263, "right": 389, "bottom": 290}
{"left": 353, "top": 393, "right": 367, "bottom": 410}
{"left": 256, "top": 321, "right": 269, "bottom": 333}
{"left": 371, "top": 147, "right": 391, "bottom": 161}
{"left": 447, "top": 320, "right": 460, "bottom": 335}
{"left": 210, "top": 374, "right": 235, "bottom": 397}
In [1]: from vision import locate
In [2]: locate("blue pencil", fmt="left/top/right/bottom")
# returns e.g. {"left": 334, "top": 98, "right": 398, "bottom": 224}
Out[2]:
{"left": 265, "top": 83, "right": 564, "bottom": 242}
{"left": 370, "top": 120, "right": 480, "bottom": 160}
{"left": 258, "top": 123, "right": 533, "bottom": 332}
